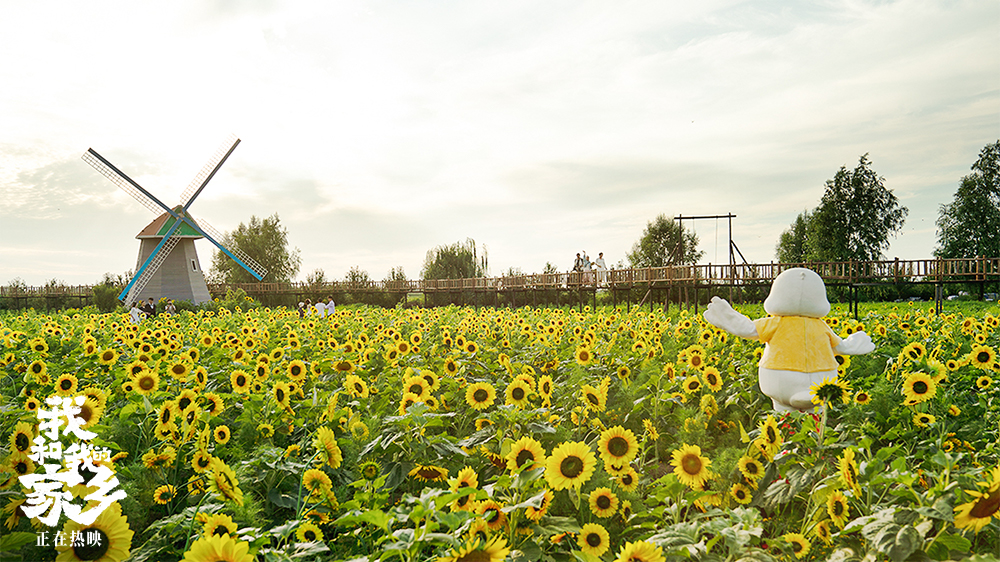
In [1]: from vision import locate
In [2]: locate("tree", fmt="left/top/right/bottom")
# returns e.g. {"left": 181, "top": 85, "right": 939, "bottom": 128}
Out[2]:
{"left": 384, "top": 266, "right": 407, "bottom": 284}
{"left": 935, "top": 140, "right": 1000, "bottom": 259}
{"left": 210, "top": 214, "right": 301, "bottom": 283}
{"left": 421, "top": 238, "right": 488, "bottom": 279}
{"left": 808, "top": 155, "right": 907, "bottom": 262}
{"left": 775, "top": 210, "right": 813, "bottom": 263}
{"left": 344, "top": 266, "right": 372, "bottom": 287}
{"left": 626, "top": 214, "right": 703, "bottom": 268}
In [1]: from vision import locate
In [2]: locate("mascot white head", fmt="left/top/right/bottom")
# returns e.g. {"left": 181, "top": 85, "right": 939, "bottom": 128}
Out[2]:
{"left": 703, "top": 268, "right": 874, "bottom": 411}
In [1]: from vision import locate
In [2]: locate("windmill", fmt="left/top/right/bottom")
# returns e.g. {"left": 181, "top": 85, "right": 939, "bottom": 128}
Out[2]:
{"left": 82, "top": 135, "right": 267, "bottom": 305}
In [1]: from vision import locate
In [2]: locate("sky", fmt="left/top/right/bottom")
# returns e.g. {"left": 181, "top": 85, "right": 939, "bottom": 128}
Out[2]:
{"left": 2, "top": 0, "right": 998, "bottom": 287}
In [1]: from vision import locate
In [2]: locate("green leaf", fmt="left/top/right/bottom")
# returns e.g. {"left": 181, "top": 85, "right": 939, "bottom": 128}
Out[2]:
{"left": 926, "top": 533, "right": 971, "bottom": 560}
{"left": 0, "top": 531, "right": 37, "bottom": 552}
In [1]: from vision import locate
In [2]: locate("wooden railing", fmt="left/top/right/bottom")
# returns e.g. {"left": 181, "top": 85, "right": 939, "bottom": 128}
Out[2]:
{"left": 2, "top": 257, "right": 997, "bottom": 298}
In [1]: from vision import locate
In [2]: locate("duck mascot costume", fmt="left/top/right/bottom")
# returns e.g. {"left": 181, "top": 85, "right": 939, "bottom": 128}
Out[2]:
{"left": 703, "top": 268, "right": 875, "bottom": 411}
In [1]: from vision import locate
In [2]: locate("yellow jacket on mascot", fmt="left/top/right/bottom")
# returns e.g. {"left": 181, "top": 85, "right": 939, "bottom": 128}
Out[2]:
{"left": 703, "top": 268, "right": 875, "bottom": 411}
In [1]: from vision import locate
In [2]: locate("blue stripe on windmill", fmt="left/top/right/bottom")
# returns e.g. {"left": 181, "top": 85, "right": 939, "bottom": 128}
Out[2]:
{"left": 82, "top": 135, "right": 267, "bottom": 305}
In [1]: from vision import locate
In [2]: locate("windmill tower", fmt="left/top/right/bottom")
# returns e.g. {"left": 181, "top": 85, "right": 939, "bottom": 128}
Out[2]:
{"left": 82, "top": 135, "right": 267, "bottom": 305}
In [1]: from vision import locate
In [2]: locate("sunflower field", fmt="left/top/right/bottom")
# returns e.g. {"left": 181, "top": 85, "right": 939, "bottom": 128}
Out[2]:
{"left": 1, "top": 299, "right": 999, "bottom": 562}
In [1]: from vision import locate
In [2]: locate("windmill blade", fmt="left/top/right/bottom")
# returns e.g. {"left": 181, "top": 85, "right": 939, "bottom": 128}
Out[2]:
{"left": 180, "top": 134, "right": 240, "bottom": 210}
{"left": 123, "top": 235, "right": 181, "bottom": 304}
{"left": 82, "top": 149, "right": 176, "bottom": 217}
{"left": 186, "top": 217, "right": 268, "bottom": 281}
{"left": 117, "top": 217, "right": 186, "bottom": 301}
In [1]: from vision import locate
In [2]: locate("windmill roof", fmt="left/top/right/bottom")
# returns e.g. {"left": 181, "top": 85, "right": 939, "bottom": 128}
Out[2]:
{"left": 136, "top": 210, "right": 203, "bottom": 239}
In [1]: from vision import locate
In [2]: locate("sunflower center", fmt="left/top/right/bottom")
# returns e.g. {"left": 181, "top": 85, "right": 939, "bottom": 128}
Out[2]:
{"left": 913, "top": 381, "right": 928, "bottom": 394}
{"left": 560, "top": 455, "right": 584, "bottom": 478}
{"left": 512, "top": 448, "right": 538, "bottom": 468}
{"left": 236, "top": 374, "right": 247, "bottom": 387}
{"left": 60, "top": 379, "right": 73, "bottom": 391}
{"left": 833, "top": 501, "right": 845, "bottom": 516}
{"left": 607, "top": 437, "right": 630, "bottom": 458}
{"left": 621, "top": 473, "right": 633, "bottom": 486}
{"left": 15, "top": 433, "right": 30, "bottom": 452}
{"left": 596, "top": 495, "right": 611, "bottom": 509}
{"left": 587, "top": 532, "right": 603, "bottom": 547}
{"left": 473, "top": 389, "right": 489, "bottom": 403}
{"left": 455, "top": 551, "right": 491, "bottom": 562}
{"left": 276, "top": 389, "right": 285, "bottom": 402}
{"left": 72, "top": 528, "right": 110, "bottom": 560}
{"left": 970, "top": 489, "right": 1000, "bottom": 518}
{"left": 178, "top": 397, "right": 191, "bottom": 410}
{"left": 291, "top": 365, "right": 301, "bottom": 376}
{"left": 212, "top": 526, "right": 229, "bottom": 537}
{"left": 512, "top": 387, "right": 525, "bottom": 401}
{"left": 409, "top": 384, "right": 423, "bottom": 395}
{"left": 586, "top": 393, "right": 599, "bottom": 406}
{"left": 681, "top": 454, "right": 703, "bottom": 475}
{"left": 139, "top": 376, "right": 155, "bottom": 390}
{"left": 766, "top": 426, "right": 777, "bottom": 443}
{"left": 977, "top": 351, "right": 990, "bottom": 363}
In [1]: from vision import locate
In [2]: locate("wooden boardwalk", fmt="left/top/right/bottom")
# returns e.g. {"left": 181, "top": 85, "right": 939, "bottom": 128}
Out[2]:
{"left": 3, "top": 257, "right": 998, "bottom": 310}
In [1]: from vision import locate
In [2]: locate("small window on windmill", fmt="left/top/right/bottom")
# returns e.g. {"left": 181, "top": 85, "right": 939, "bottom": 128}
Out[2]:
{"left": 191, "top": 260, "right": 197, "bottom": 271}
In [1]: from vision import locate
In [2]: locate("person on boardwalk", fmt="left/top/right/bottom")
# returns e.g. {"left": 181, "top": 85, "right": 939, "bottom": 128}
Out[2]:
{"left": 594, "top": 252, "right": 607, "bottom": 286}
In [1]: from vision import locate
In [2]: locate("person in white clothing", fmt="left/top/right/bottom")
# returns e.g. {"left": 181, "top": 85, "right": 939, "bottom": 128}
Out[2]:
{"left": 326, "top": 296, "right": 335, "bottom": 317}
{"left": 129, "top": 302, "right": 144, "bottom": 325}
{"left": 594, "top": 252, "right": 607, "bottom": 285}
{"left": 315, "top": 300, "right": 326, "bottom": 318}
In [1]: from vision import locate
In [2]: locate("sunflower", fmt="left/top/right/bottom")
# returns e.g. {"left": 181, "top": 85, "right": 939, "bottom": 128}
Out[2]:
{"left": 756, "top": 415, "right": 783, "bottom": 459}
{"left": 575, "top": 346, "right": 594, "bottom": 366}
{"left": 702, "top": 367, "right": 723, "bottom": 392}
{"left": 230, "top": 370, "right": 251, "bottom": 394}
{"left": 545, "top": 441, "right": 597, "bottom": 491}
{"left": 686, "top": 352, "right": 705, "bottom": 371}
{"left": 443, "top": 358, "right": 460, "bottom": 376}
{"left": 177, "top": 389, "right": 198, "bottom": 412}
{"left": 504, "top": 379, "right": 532, "bottom": 408}
{"left": 202, "top": 513, "right": 237, "bottom": 537}
{"left": 286, "top": 360, "right": 308, "bottom": 382}
{"left": 360, "top": 461, "right": 381, "bottom": 482}
{"left": 403, "top": 375, "right": 430, "bottom": 400}
{"left": 976, "top": 375, "right": 992, "bottom": 390}
{"left": 167, "top": 361, "right": 190, "bottom": 380}
{"left": 97, "top": 348, "right": 118, "bottom": 365}
{"left": 783, "top": 533, "right": 811, "bottom": 559}
{"left": 345, "top": 374, "right": 369, "bottom": 398}
{"left": 191, "top": 449, "right": 214, "bottom": 473}
{"left": 642, "top": 419, "right": 660, "bottom": 441}
{"left": 578, "top": 523, "right": 610, "bottom": 557}
{"left": 580, "top": 383, "right": 607, "bottom": 412}
{"left": 409, "top": 464, "right": 449, "bottom": 482}
{"left": 588, "top": 487, "right": 618, "bottom": 518}
{"left": 399, "top": 392, "right": 421, "bottom": 415}
{"left": 913, "top": 412, "right": 936, "bottom": 427}
{"left": 214, "top": 425, "right": 231, "bottom": 445}
{"left": 901, "top": 341, "right": 926, "bottom": 362}
{"left": 10, "top": 422, "right": 34, "bottom": 455}
{"left": 613, "top": 540, "right": 665, "bottom": 562}
{"left": 180, "top": 533, "right": 254, "bottom": 562}
{"left": 295, "top": 521, "right": 324, "bottom": 543}
{"left": 55, "top": 502, "right": 133, "bottom": 562}
{"left": 53, "top": 373, "right": 78, "bottom": 396}
{"left": 203, "top": 393, "right": 224, "bottom": 417}
{"left": 854, "top": 390, "right": 872, "bottom": 404}
{"left": 28, "top": 359, "right": 48, "bottom": 381}
{"left": 153, "top": 484, "right": 176, "bottom": 505}
{"left": 730, "top": 483, "right": 752, "bottom": 504}
{"left": 538, "top": 375, "right": 554, "bottom": 402}
{"left": 598, "top": 425, "right": 639, "bottom": 466}
{"left": 525, "top": 489, "right": 553, "bottom": 522}
{"left": 827, "top": 490, "right": 850, "bottom": 528}
{"left": 476, "top": 499, "right": 508, "bottom": 531}
{"left": 682, "top": 375, "right": 702, "bottom": 394}
{"left": 133, "top": 370, "right": 160, "bottom": 395}
{"left": 437, "top": 535, "right": 510, "bottom": 562}
{"left": 969, "top": 345, "right": 996, "bottom": 370}
{"left": 839, "top": 448, "right": 861, "bottom": 494}
{"left": 617, "top": 465, "right": 640, "bottom": 492}
{"left": 901, "top": 372, "right": 937, "bottom": 405}
{"left": 207, "top": 458, "right": 244, "bottom": 506}
{"left": 314, "top": 426, "right": 343, "bottom": 469}
{"left": 810, "top": 376, "right": 851, "bottom": 405}
{"left": 812, "top": 519, "right": 832, "bottom": 545}
{"left": 465, "top": 382, "right": 496, "bottom": 410}
{"left": 506, "top": 436, "right": 546, "bottom": 472}
{"left": 953, "top": 466, "right": 1000, "bottom": 532}
{"left": 272, "top": 381, "right": 291, "bottom": 408}
{"left": 670, "top": 444, "right": 712, "bottom": 489}
{"left": 303, "top": 468, "right": 333, "bottom": 498}
{"left": 257, "top": 423, "right": 274, "bottom": 439}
